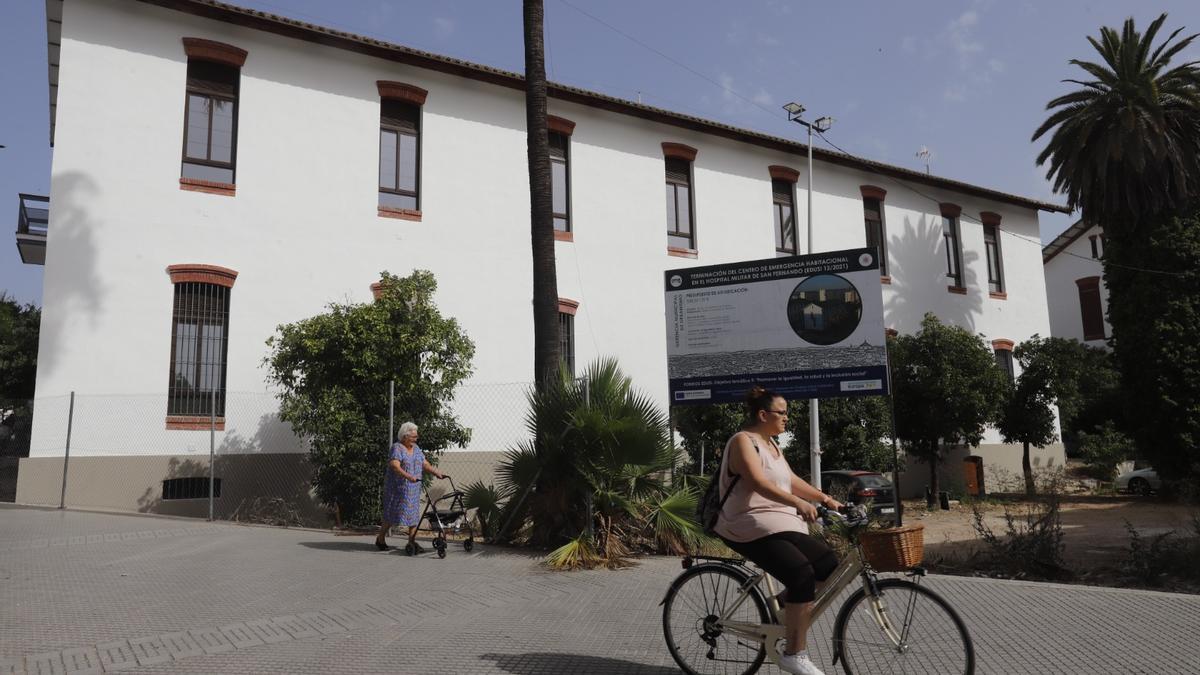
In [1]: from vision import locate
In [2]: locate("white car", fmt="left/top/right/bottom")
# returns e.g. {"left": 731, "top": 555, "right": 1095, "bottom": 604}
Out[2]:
{"left": 1115, "top": 467, "right": 1160, "bottom": 496}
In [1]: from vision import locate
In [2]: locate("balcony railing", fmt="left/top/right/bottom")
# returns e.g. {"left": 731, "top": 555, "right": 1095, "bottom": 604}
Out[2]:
{"left": 15, "top": 193, "right": 48, "bottom": 265}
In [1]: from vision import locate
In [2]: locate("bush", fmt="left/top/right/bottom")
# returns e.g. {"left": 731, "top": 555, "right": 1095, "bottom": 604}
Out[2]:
{"left": 1077, "top": 422, "right": 1132, "bottom": 482}
{"left": 967, "top": 479, "right": 1070, "bottom": 580}
{"left": 1119, "top": 514, "right": 1200, "bottom": 588}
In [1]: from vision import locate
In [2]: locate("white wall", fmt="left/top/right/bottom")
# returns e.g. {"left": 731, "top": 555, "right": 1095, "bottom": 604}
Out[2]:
{"left": 32, "top": 0, "right": 1058, "bottom": 461}
{"left": 1043, "top": 226, "right": 1110, "bottom": 347}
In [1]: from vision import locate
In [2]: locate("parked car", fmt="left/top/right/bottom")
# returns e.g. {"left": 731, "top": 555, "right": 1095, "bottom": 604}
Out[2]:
{"left": 1115, "top": 467, "right": 1160, "bottom": 496}
{"left": 822, "top": 470, "right": 898, "bottom": 523}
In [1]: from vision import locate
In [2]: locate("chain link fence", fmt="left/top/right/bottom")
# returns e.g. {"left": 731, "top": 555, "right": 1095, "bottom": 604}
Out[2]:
{"left": 12, "top": 382, "right": 541, "bottom": 528}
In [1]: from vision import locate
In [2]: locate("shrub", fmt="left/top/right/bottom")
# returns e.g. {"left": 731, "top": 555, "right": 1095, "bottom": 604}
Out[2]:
{"left": 1077, "top": 422, "right": 1132, "bottom": 482}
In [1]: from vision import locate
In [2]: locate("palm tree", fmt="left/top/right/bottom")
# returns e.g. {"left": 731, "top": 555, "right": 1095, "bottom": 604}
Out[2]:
{"left": 1032, "top": 13, "right": 1200, "bottom": 233}
{"left": 467, "top": 358, "right": 705, "bottom": 568}
{"left": 523, "top": 0, "right": 561, "bottom": 391}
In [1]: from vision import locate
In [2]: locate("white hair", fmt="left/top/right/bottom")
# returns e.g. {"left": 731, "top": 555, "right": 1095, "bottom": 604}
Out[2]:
{"left": 397, "top": 422, "right": 419, "bottom": 441}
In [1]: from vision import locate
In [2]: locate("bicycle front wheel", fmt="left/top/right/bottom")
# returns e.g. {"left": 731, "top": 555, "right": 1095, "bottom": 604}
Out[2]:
{"left": 833, "top": 578, "right": 974, "bottom": 674}
{"left": 662, "top": 564, "right": 771, "bottom": 675}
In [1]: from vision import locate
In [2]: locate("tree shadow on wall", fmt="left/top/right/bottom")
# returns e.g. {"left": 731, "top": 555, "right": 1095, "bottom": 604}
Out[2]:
{"left": 884, "top": 214, "right": 984, "bottom": 335}
{"left": 37, "top": 171, "right": 106, "bottom": 381}
{"left": 135, "top": 412, "right": 328, "bottom": 526}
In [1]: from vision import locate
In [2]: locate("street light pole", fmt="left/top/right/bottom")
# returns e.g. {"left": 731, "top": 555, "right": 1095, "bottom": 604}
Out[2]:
{"left": 784, "top": 102, "right": 834, "bottom": 492}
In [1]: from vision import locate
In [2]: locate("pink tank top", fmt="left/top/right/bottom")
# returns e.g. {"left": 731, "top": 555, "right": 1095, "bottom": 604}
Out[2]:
{"left": 713, "top": 431, "right": 808, "bottom": 543}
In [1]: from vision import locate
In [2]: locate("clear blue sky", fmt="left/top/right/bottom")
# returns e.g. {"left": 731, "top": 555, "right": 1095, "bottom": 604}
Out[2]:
{"left": 3, "top": 0, "right": 1198, "bottom": 306}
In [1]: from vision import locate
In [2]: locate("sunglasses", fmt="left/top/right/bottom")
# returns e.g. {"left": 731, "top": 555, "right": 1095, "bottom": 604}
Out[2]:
{"left": 765, "top": 409, "right": 788, "bottom": 416}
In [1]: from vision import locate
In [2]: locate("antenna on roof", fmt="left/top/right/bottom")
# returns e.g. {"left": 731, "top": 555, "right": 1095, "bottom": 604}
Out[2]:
{"left": 916, "top": 146, "right": 932, "bottom": 174}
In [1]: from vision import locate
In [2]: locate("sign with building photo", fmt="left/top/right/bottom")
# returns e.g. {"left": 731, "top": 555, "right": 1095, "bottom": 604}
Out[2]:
{"left": 665, "top": 247, "right": 889, "bottom": 404}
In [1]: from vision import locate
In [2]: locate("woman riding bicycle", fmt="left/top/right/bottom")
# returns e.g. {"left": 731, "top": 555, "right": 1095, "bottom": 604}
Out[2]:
{"left": 714, "top": 386, "right": 843, "bottom": 675}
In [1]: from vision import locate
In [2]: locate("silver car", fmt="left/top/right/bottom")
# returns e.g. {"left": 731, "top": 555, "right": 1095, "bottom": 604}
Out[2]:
{"left": 1115, "top": 467, "right": 1160, "bottom": 496}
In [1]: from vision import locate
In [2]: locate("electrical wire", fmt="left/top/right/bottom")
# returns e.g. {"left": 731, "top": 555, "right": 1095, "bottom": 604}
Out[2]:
{"left": 814, "top": 131, "right": 1189, "bottom": 278}
{"left": 554, "top": 0, "right": 784, "bottom": 124}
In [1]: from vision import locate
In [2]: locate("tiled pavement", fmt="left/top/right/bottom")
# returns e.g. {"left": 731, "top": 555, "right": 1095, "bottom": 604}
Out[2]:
{"left": 1, "top": 505, "right": 1197, "bottom": 674}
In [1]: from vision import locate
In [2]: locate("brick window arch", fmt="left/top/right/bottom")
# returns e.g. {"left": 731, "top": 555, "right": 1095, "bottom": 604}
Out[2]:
{"left": 549, "top": 116, "right": 575, "bottom": 239}
{"left": 992, "top": 338, "right": 1015, "bottom": 380}
{"left": 180, "top": 39, "right": 247, "bottom": 195}
{"left": 558, "top": 298, "right": 579, "bottom": 375}
{"left": 377, "top": 81, "right": 428, "bottom": 221}
{"left": 940, "top": 203, "right": 964, "bottom": 290}
{"left": 770, "top": 166, "right": 799, "bottom": 255}
{"left": 861, "top": 185, "right": 889, "bottom": 279}
{"left": 663, "top": 143, "right": 698, "bottom": 256}
{"left": 165, "top": 264, "right": 238, "bottom": 429}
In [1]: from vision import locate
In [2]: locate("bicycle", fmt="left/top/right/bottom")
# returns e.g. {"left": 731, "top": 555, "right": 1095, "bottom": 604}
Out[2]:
{"left": 661, "top": 506, "right": 974, "bottom": 674}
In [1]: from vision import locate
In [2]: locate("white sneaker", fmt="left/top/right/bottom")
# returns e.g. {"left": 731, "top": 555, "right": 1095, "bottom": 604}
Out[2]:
{"left": 778, "top": 650, "right": 826, "bottom": 675}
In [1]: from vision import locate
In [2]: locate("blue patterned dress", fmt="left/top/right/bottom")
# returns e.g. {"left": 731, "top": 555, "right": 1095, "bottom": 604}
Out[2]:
{"left": 382, "top": 443, "right": 424, "bottom": 526}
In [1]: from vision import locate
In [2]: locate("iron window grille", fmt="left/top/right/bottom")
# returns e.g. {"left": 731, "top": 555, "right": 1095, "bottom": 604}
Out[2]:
{"left": 167, "top": 282, "right": 230, "bottom": 417}
{"left": 994, "top": 349, "right": 1014, "bottom": 381}
{"left": 162, "top": 477, "right": 222, "bottom": 500}
{"left": 379, "top": 99, "right": 421, "bottom": 210}
{"left": 182, "top": 60, "right": 239, "bottom": 184}
{"left": 558, "top": 312, "right": 575, "bottom": 376}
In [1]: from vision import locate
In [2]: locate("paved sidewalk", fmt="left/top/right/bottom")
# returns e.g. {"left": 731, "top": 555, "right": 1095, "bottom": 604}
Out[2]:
{"left": 1, "top": 505, "right": 1197, "bottom": 674}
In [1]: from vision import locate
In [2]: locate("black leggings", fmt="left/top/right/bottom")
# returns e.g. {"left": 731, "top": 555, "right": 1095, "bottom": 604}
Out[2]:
{"left": 723, "top": 531, "right": 838, "bottom": 603}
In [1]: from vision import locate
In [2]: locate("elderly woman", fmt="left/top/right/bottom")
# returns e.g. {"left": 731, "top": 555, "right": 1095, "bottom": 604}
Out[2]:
{"left": 375, "top": 421, "right": 447, "bottom": 554}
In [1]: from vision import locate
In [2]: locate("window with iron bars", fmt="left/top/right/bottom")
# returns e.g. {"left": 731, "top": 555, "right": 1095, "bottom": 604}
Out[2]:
{"left": 167, "top": 282, "right": 230, "bottom": 417}
{"left": 182, "top": 60, "right": 239, "bottom": 184}
{"left": 558, "top": 312, "right": 575, "bottom": 376}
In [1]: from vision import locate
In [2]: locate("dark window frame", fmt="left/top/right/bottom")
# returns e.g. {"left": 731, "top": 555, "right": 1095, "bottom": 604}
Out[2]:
{"left": 994, "top": 348, "right": 1014, "bottom": 381}
{"left": 983, "top": 223, "right": 1005, "bottom": 293}
{"left": 1076, "top": 277, "right": 1106, "bottom": 341}
{"left": 167, "top": 282, "right": 231, "bottom": 418}
{"left": 863, "top": 197, "right": 888, "bottom": 276}
{"left": 943, "top": 215, "right": 963, "bottom": 287}
{"left": 558, "top": 311, "right": 575, "bottom": 376}
{"left": 550, "top": 131, "right": 571, "bottom": 233}
{"left": 378, "top": 99, "right": 422, "bottom": 210}
{"left": 665, "top": 157, "right": 696, "bottom": 250}
{"left": 773, "top": 179, "right": 798, "bottom": 255}
{"left": 181, "top": 60, "right": 240, "bottom": 183}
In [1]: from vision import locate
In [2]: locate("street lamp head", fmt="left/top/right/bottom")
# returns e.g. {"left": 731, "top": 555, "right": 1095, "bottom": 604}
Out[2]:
{"left": 814, "top": 116, "right": 835, "bottom": 132}
{"left": 782, "top": 101, "right": 805, "bottom": 118}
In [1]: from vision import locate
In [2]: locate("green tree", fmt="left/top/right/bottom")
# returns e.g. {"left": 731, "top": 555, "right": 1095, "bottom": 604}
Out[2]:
{"left": 263, "top": 271, "right": 474, "bottom": 526}
{"left": 890, "top": 315, "right": 1008, "bottom": 507}
{"left": 1032, "top": 13, "right": 1200, "bottom": 231}
{"left": 1032, "top": 14, "right": 1200, "bottom": 482}
{"left": 1007, "top": 337, "right": 1120, "bottom": 453}
{"left": 786, "top": 396, "right": 894, "bottom": 476}
{"left": 1104, "top": 210, "right": 1200, "bottom": 479}
{"left": 0, "top": 293, "right": 40, "bottom": 400}
{"left": 997, "top": 337, "right": 1060, "bottom": 497}
{"left": 673, "top": 403, "right": 744, "bottom": 475}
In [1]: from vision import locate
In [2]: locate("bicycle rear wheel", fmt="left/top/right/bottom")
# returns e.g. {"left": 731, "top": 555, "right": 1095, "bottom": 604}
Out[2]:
{"left": 833, "top": 578, "right": 974, "bottom": 674}
{"left": 662, "top": 564, "right": 771, "bottom": 675}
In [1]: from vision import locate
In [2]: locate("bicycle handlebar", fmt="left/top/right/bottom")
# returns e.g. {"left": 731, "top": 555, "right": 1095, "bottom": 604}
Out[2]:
{"left": 816, "top": 503, "right": 870, "bottom": 527}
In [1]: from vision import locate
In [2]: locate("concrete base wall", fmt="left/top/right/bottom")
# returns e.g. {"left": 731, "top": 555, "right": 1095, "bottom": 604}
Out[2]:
{"left": 15, "top": 450, "right": 512, "bottom": 525}
{"left": 896, "top": 443, "right": 1067, "bottom": 499}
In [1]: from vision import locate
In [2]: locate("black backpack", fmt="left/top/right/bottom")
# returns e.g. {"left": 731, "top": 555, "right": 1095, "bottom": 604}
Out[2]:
{"left": 696, "top": 438, "right": 760, "bottom": 536}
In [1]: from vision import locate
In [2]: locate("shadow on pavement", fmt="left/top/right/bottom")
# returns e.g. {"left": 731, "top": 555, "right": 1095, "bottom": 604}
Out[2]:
{"left": 297, "top": 540, "right": 386, "bottom": 553}
{"left": 480, "top": 652, "right": 677, "bottom": 674}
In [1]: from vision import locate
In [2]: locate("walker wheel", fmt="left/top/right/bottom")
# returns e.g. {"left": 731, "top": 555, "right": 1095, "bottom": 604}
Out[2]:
{"left": 435, "top": 540, "right": 447, "bottom": 559}
{"left": 463, "top": 538, "right": 474, "bottom": 552}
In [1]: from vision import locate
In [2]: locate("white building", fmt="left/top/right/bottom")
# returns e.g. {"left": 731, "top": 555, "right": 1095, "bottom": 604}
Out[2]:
{"left": 16, "top": 0, "right": 1071, "bottom": 516}
{"left": 1042, "top": 220, "right": 1110, "bottom": 348}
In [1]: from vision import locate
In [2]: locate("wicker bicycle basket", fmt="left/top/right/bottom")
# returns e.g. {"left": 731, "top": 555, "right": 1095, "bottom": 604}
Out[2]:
{"left": 858, "top": 523, "right": 925, "bottom": 572}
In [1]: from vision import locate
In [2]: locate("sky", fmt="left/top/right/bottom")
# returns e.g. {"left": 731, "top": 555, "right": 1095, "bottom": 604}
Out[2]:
{"left": 2, "top": 0, "right": 1198, "bottom": 306}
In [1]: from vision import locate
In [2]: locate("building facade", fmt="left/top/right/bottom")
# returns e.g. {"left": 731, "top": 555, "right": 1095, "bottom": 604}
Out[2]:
{"left": 1042, "top": 220, "right": 1110, "bottom": 348}
{"left": 17, "top": 0, "right": 1070, "bottom": 514}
